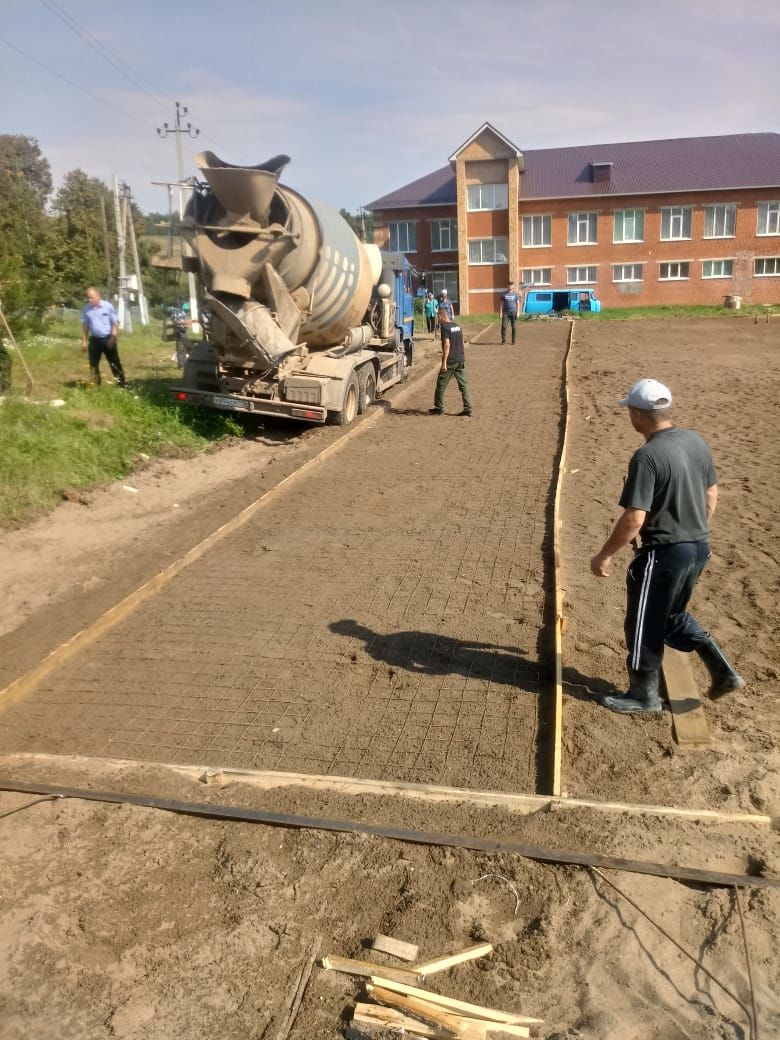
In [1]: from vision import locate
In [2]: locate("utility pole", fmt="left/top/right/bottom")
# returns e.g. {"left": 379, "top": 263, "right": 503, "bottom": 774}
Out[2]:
{"left": 157, "top": 101, "right": 200, "bottom": 331}
{"left": 121, "top": 182, "right": 149, "bottom": 326}
{"left": 112, "top": 175, "right": 132, "bottom": 333}
{"left": 99, "top": 195, "right": 112, "bottom": 287}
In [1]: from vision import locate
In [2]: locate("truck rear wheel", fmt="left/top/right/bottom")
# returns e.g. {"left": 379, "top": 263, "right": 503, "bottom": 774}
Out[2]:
{"left": 358, "top": 366, "right": 376, "bottom": 413}
{"left": 327, "top": 372, "right": 359, "bottom": 426}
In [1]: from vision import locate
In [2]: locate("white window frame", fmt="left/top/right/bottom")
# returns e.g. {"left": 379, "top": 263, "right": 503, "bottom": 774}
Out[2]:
{"left": 754, "top": 256, "right": 780, "bottom": 276}
{"left": 466, "top": 183, "right": 508, "bottom": 211}
{"left": 430, "top": 218, "right": 457, "bottom": 252}
{"left": 613, "top": 209, "right": 644, "bottom": 243}
{"left": 468, "top": 237, "right": 509, "bottom": 265}
{"left": 568, "top": 211, "right": 597, "bottom": 245}
{"left": 521, "top": 267, "right": 552, "bottom": 285}
{"left": 612, "top": 263, "right": 644, "bottom": 283}
{"left": 432, "top": 270, "right": 458, "bottom": 300}
{"left": 702, "top": 259, "right": 734, "bottom": 278}
{"left": 522, "top": 214, "right": 552, "bottom": 248}
{"left": 566, "top": 265, "right": 598, "bottom": 285}
{"left": 659, "top": 261, "right": 690, "bottom": 280}
{"left": 704, "top": 204, "right": 736, "bottom": 239}
{"left": 660, "top": 207, "right": 692, "bottom": 241}
{"left": 757, "top": 202, "right": 780, "bottom": 236}
{"left": 388, "top": 221, "right": 416, "bottom": 253}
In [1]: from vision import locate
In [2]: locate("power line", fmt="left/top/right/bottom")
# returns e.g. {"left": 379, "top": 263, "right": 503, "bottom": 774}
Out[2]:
{"left": 38, "top": 0, "right": 170, "bottom": 114}
{"left": 0, "top": 34, "right": 152, "bottom": 130}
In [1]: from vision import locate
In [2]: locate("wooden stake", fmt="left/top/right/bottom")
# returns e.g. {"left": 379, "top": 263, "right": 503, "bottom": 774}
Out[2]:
{"left": 321, "top": 954, "right": 420, "bottom": 985}
{"left": 371, "top": 933, "right": 420, "bottom": 962}
{"left": 353, "top": 1002, "right": 452, "bottom": 1038}
{"left": 415, "top": 942, "right": 493, "bottom": 976}
{"left": 368, "top": 977, "right": 542, "bottom": 1026}
{"left": 368, "top": 988, "right": 531, "bottom": 1039}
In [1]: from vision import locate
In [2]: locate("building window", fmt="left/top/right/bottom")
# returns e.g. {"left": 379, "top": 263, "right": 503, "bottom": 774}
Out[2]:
{"left": 757, "top": 202, "right": 780, "bottom": 236}
{"left": 430, "top": 219, "right": 457, "bottom": 252}
{"left": 388, "top": 221, "right": 416, "bottom": 252}
{"left": 522, "top": 214, "right": 551, "bottom": 248}
{"left": 704, "top": 204, "right": 736, "bottom": 238}
{"left": 567, "top": 266, "right": 597, "bottom": 284}
{"left": 432, "top": 271, "right": 458, "bottom": 300}
{"left": 702, "top": 259, "right": 734, "bottom": 278}
{"left": 660, "top": 207, "right": 692, "bottom": 240}
{"left": 468, "top": 237, "right": 509, "bottom": 265}
{"left": 659, "top": 261, "right": 690, "bottom": 280}
{"left": 613, "top": 209, "right": 644, "bottom": 243}
{"left": 521, "top": 267, "right": 552, "bottom": 285}
{"left": 466, "top": 183, "right": 508, "bottom": 211}
{"left": 568, "top": 212, "right": 597, "bottom": 245}
{"left": 754, "top": 256, "right": 780, "bottom": 276}
{"left": 612, "top": 264, "right": 644, "bottom": 282}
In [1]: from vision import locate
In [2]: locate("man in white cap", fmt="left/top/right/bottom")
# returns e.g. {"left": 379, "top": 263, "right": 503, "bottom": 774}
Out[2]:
{"left": 438, "top": 288, "right": 454, "bottom": 322}
{"left": 590, "top": 378, "right": 744, "bottom": 714}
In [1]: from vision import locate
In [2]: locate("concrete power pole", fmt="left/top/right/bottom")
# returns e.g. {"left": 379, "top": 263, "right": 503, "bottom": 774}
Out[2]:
{"left": 122, "top": 183, "right": 149, "bottom": 326}
{"left": 112, "top": 175, "right": 132, "bottom": 332}
{"left": 157, "top": 102, "right": 200, "bottom": 331}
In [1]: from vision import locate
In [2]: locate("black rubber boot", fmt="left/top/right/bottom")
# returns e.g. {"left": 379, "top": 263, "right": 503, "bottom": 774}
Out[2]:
{"left": 602, "top": 669, "right": 663, "bottom": 715}
{"left": 696, "top": 638, "right": 745, "bottom": 699}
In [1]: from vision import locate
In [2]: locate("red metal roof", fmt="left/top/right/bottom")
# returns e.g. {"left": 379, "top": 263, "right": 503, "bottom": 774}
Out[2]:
{"left": 365, "top": 133, "right": 780, "bottom": 210}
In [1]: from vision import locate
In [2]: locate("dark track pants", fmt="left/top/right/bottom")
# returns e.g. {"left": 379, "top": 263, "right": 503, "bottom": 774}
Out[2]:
{"left": 426, "top": 315, "right": 436, "bottom": 333}
{"left": 625, "top": 541, "right": 711, "bottom": 673}
{"left": 501, "top": 312, "right": 517, "bottom": 343}
{"left": 88, "top": 335, "right": 126, "bottom": 386}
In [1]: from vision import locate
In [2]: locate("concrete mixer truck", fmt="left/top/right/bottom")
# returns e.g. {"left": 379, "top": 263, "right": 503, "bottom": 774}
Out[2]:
{"left": 168, "top": 152, "right": 415, "bottom": 425}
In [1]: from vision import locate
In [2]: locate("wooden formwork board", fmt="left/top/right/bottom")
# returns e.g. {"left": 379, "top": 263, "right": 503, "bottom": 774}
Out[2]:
{"left": 662, "top": 648, "right": 711, "bottom": 747}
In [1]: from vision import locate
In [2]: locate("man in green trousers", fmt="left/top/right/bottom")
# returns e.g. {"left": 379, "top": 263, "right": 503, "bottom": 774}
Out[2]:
{"left": 430, "top": 307, "right": 473, "bottom": 417}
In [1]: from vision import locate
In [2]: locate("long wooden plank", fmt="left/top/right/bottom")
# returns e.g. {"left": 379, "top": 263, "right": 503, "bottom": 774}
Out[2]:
{"left": 1, "top": 777, "right": 778, "bottom": 888}
{"left": 320, "top": 954, "right": 420, "bottom": 985}
{"left": 663, "top": 649, "right": 711, "bottom": 747}
{"left": 368, "top": 988, "right": 531, "bottom": 1039}
{"left": 368, "top": 977, "right": 542, "bottom": 1027}
{"left": 415, "top": 943, "right": 493, "bottom": 976}
{"left": 10, "top": 753, "right": 775, "bottom": 827}
{"left": 550, "top": 319, "right": 575, "bottom": 797}
{"left": 0, "top": 360, "right": 440, "bottom": 714}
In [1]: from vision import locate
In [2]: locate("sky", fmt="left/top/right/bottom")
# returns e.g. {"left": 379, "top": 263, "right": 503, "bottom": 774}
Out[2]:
{"left": 1, "top": 0, "right": 779, "bottom": 216}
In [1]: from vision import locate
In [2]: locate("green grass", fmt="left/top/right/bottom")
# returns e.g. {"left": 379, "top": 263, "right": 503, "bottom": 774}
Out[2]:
{"left": 460, "top": 303, "right": 779, "bottom": 323}
{"left": 0, "top": 316, "right": 242, "bottom": 526}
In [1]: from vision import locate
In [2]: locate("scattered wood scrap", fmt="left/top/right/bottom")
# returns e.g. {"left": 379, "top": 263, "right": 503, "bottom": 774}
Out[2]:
{"left": 324, "top": 939, "right": 543, "bottom": 1038}
{"left": 415, "top": 942, "right": 494, "bottom": 976}
{"left": 371, "top": 933, "right": 420, "bottom": 962}
{"left": 320, "top": 954, "right": 420, "bottom": 986}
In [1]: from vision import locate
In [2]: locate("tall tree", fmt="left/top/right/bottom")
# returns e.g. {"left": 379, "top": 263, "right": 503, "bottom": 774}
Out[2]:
{"left": 339, "top": 208, "right": 373, "bottom": 242}
{"left": 0, "top": 135, "right": 54, "bottom": 328}
{"left": 50, "top": 170, "right": 116, "bottom": 305}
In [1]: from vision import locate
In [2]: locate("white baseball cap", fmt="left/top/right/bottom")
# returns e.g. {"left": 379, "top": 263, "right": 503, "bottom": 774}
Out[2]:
{"left": 619, "top": 378, "right": 672, "bottom": 411}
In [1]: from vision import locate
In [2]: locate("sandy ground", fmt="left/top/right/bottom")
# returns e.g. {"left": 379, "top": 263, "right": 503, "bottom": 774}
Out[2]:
{"left": 0, "top": 318, "right": 778, "bottom": 1039}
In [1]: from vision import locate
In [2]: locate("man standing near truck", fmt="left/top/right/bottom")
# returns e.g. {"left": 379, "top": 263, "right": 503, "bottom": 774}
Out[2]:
{"left": 430, "top": 307, "right": 472, "bottom": 417}
{"left": 500, "top": 281, "right": 520, "bottom": 344}
{"left": 81, "top": 286, "right": 126, "bottom": 388}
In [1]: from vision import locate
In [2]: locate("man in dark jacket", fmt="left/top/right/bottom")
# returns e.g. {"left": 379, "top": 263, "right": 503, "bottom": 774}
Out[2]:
{"left": 429, "top": 308, "right": 472, "bottom": 417}
{"left": 590, "top": 378, "right": 744, "bottom": 713}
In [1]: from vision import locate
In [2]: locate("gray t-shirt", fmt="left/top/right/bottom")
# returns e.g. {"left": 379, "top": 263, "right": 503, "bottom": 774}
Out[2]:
{"left": 619, "top": 427, "right": 717, "bottom": 546}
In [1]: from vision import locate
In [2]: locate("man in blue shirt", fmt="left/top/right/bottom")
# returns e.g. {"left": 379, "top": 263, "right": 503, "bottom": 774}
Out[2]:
{"left": 81, "top": 286, "right": 126, "bottom": 387}
{"left": 500, "top": 281, "right": 520, "bottom": 344}
{"left": 437, "top": 289, "right": 454, "bottom": 322}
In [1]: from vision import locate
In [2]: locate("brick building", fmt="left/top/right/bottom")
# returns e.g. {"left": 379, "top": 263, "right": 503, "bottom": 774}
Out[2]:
{"left": 365, "top": 123, "right": 780, "bottom": 314}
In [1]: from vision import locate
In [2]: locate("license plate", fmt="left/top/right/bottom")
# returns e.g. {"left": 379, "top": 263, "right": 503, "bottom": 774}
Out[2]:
{"left": 211, "top": 395, "right": 243, "bottom": 410}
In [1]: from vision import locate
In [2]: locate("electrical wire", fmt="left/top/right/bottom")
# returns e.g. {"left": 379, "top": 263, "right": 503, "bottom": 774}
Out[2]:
{"left": 38, "top": 0, "right": 170, "bottom": 113}
{"left": 0, "top": 794, "right": 64, "bottom": 820}
{"left": 0, "top": 34, "right": 152, "bottom": 130}
{"left": 590, "top": 867, "right": 755, "bottom": 1040}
